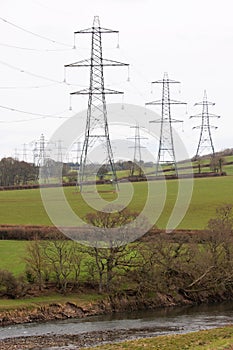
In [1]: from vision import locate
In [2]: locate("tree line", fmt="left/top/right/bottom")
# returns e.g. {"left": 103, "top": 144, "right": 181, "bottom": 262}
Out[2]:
{"left": 0, "top": 158, "right": 75, "bottom": 187}
{"left": 0, "top": 158, "right": 38, "bottom": 186}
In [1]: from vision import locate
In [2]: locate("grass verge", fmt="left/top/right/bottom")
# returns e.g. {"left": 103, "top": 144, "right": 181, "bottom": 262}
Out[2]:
{"left": 0, "top": 292, "right": 103, "bottom": 311}
{"left": 81, "top": 326, "right": 233, "bottom": 350}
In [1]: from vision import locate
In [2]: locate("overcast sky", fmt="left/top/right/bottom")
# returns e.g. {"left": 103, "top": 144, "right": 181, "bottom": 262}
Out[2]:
{"left": 0, "top": 0, "right": 232, "bottom": 161}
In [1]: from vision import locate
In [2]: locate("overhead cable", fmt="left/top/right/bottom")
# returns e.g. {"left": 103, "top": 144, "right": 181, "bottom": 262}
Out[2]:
{"left": 0, "top": 59, "right": 86, "bottom": 87}
{"left": 0, "top": 16, "right": 72, "bottom": 47}
{"left": 0, "top": 42, "right": 74, "bottom": 52}
{"left": 0, "top": 104, "right": 70, "bottom": 122}
{"left": 0, "top": 83, "right": 57, "bottom": 89}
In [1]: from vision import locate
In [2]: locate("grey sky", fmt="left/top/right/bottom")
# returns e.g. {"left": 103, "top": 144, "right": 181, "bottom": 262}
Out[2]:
{"left": 0, "top": 0, "right": 232, "bottom": 160}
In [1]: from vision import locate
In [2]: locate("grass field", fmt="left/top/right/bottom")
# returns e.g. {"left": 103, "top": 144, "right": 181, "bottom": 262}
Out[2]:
{"left": 0, "top": 240, "right": 26, "bottom": 275}
{"left": 0, "top": 189, "right": 52, "bottom": 225}
{"left": 80, "top": 326, "right": 233, "bottom": 350}
{"left": 0, "top": 175, "right": 233, "bottom": 229}
{"left": 0, "top": 175, "right": 233, "bottom": 276}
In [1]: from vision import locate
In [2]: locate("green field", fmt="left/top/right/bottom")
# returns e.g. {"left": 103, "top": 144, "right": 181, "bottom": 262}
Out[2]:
{"left": 0, "top": 176, "right": 232, "bottom": 229}
{"left": 0, "top": 240, "right": 26, "bottom": 275}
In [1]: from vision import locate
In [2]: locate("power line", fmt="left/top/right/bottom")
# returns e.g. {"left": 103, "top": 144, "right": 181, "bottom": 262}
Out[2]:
{"left": 0, "top": 105, "right": 70, "bottom": 122}
{"left": 0, "top": 116, "right": 55, "bottom": 123}
{"left": 0, "top": 16, "right": 72, "bottom": 47}
{"left": 0, "top": 41, "right": 74, "bottom": 52}
{"left": 0, "top": 59, "right": 86, "bottom": 87}
{"left": 0, "top": 59, "right": 64, "bottom": 83}
{"left": 0, "top": 83, "right": 57, "bottom": 89}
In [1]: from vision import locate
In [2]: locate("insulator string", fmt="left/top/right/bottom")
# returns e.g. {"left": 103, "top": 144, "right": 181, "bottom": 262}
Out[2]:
{"left": 73, "top": 33, "right": 76, "bottom": 49}
{"left": 127, "top": 66, "right": 130, "bottom": 82}
{"left": 116, "top": 32, "right": 120, "bottom": 49}
{"left": 121, "top": 94, "right": 124, "bottom": 110}
{"left": 69, "top": 95, "right": 72, "bottom": 111}
{"left": 64, "top": 67, "right": 66, "bottom": 83}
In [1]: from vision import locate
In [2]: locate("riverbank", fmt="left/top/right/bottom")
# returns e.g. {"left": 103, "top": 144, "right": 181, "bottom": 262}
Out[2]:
{"left": 0, "top": 290, "right": 194, "bottom": 327}
{"left": 1, "top": 325, "right": 233, "bottom": 350}
{"left": 1, "top": 300, "right": 233, "bottom": 349}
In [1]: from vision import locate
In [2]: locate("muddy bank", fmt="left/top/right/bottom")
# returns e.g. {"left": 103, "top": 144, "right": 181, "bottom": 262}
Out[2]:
{"left": 0, "top": 292, "right": 193, "bottom": 327}
{"left": 0, "top": 300, "right": 107, "bottom": 327}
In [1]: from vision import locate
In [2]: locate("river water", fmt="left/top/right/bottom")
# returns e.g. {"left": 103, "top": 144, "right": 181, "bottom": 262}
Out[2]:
{"left": 1, "top": 302, "right": 233, "bottom": 343}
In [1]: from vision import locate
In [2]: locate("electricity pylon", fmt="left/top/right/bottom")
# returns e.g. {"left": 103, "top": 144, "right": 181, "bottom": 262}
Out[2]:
{"left": 146, "top": 72, "right": 186, "bottom": 176}
{"left": 70, "top": 141, "right": 82, "bottom": 166}
{"left": 35, "top": 134, "right": 50, "bottom": 183}
{"left": 190, "top": 90, "right": 220, "bottom": 158}
{"left": 14, "top": 148, "right": 19, "bottom": 161}
{"left": 37, "top": 133, "right": 46, "bottom": 167}
{"left": 128, "top": 125, "right": 146, "bottom": 176}
{"left": 22, "top": 143, "right": 28, "bottom": 162}
{"left": 56, "top": 139, "right": 64, "bottom": 163}
{"left": 32, "top": 142, "right": 38, "bottom": 166}
{"left": 65, "top": 16, "right": 129, "bottom": 191}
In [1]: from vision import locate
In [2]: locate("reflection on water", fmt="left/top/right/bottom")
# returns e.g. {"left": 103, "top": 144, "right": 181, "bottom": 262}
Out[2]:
{"left": 0, "top": 302, "right": 233, "bottom": 340}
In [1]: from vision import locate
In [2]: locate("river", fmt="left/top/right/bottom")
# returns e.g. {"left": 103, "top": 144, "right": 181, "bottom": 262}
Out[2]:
{"left": 1, "top": 302, "right": 233, "bottom": 348}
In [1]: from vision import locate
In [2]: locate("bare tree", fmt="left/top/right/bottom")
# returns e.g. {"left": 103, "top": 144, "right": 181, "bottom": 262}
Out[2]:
{"left": 210, "top": 156, "right": 225, "bottom": 173}
{"left": 84, "top": 207, "right": 140, "bottom": 293}
{"left": 25, "top": 238, "right": 47, "bottom": 291}
{"left": 207, "top": 204, "right": 233, "bottom": 263}
{"left": 25, "top": 235, "right": 84, "bottom": 294}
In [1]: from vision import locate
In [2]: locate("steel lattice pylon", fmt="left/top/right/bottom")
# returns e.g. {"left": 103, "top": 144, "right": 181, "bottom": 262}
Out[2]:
{"left": 65, "top": 16, "right": 128, "bottom": 191}
{"left": 37, "top": 133, "right": 46, "bottom": 167}
{"left": 128, "top": 125, "right": 146, "bottom": 177}
{"left": 146, "top": 72, "right": 186, "bottom": 177}
{"left": 190, "top": 90, "right": 220, "bottom": 158}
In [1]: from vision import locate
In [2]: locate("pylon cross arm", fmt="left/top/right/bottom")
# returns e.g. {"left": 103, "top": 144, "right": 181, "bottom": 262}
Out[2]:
{"left": 75, "top": 28, "right": 118, "bottom": 34}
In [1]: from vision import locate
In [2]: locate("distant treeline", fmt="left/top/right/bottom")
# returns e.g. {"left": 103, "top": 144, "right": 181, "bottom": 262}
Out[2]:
{"left": 0, "top": 157, "right": 38, "bottom": 186}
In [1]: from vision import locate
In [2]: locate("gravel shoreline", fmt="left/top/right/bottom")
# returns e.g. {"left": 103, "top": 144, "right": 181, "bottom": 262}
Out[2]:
{"left": 0, "top": 326, "right": 180, "bottom": 350}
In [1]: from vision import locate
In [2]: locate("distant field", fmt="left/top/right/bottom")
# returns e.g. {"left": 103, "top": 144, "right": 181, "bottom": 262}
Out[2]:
{"left": 0, "top": 176, "right": 233, "bottom": 229}
{"left": 162, "top": 154, "right": 233, "bottom": 175}
{"left": 0, "top": 189, "right": 52, "bottom": 226}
